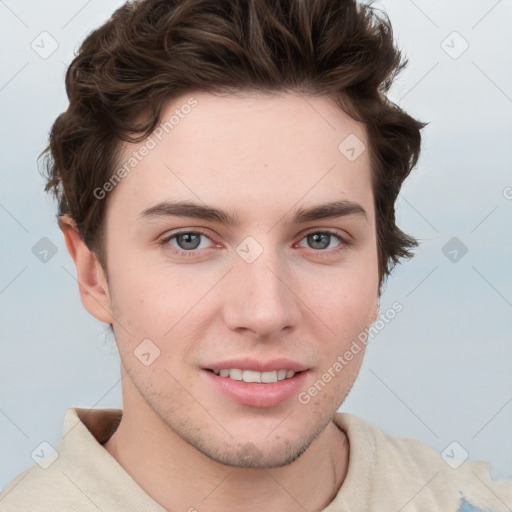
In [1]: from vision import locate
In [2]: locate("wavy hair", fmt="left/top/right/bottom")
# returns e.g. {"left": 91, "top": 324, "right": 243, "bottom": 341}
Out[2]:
{"left": 41, "top": 0, "right": 425, "bottom": 288}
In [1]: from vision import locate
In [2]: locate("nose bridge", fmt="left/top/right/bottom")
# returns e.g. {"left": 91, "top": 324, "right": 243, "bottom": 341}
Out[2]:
{"left": 222, "top": 238, "right": 300, "bottom": 337}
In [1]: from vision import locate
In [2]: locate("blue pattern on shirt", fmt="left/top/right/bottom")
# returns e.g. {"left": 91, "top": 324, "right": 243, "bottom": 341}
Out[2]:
{"left": 457, "top": 499, "right": 492, "bottom": 512}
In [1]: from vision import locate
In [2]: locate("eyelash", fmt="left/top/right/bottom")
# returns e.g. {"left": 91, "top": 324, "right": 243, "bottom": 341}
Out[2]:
{"left": 158, "top": 228, "right": 351, "bottom": 259}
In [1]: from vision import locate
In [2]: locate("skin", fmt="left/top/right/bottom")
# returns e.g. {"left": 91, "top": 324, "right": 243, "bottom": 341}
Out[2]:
{"left": 62, "top": 91, "right": 380, "bottom": 511}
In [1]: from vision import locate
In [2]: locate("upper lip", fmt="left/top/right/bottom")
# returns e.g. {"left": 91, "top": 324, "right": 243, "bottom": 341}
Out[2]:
{"left": 204, "top": 358, "right": 307, "bottom": 373}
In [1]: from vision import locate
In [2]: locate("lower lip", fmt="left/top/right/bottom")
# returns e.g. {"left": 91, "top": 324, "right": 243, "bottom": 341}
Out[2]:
{"left": 202, "top": 369, "right": 308, "bottom": 408}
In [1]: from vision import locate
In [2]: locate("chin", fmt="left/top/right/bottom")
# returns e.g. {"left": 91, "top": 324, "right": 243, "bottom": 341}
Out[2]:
{"left": 177, "top": 413, "right": 331, "bottom": 469}
{"left": 193, "top": 436, "right": 313, "bottom": 469}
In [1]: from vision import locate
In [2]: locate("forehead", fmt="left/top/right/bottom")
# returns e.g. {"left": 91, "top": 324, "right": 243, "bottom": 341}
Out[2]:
{"left": 108, "top": 91, "right": 374, "bottom": 225}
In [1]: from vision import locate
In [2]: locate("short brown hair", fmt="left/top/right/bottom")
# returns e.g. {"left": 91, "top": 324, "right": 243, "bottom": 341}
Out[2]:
{"left": 41, "top": 0, "right": 424, "bottom": 288}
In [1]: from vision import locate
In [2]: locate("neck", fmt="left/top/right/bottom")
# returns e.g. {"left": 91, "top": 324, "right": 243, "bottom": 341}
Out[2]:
{"left": 104, "top": 385, "right": 349, "bottom": 512}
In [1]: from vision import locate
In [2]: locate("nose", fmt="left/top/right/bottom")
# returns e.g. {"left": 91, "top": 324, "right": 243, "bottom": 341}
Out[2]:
{"left": 221, "top": 247, "right": 302, "bottom": 340}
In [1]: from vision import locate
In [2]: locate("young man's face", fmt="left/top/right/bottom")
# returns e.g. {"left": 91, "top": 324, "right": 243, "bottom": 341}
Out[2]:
{"left": 91, "top": 91, "right": 379, "bottom": 467}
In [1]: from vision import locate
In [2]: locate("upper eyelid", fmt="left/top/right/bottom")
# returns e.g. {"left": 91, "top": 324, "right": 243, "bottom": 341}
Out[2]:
{"left": 163, "top": 227, "right": 347, "bottom": 239}
{"left": 300, "top": 227, "right": 347, "bottom": 238}
{"left": 164, "top": 228, "right": 214, "bottom": 241}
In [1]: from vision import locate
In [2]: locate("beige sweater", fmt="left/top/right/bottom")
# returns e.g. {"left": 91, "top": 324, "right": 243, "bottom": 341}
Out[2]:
{"left": 1, "top": 408, "right": 510, "bottom": 511}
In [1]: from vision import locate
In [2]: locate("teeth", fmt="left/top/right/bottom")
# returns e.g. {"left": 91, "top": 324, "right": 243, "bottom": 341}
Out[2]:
{"left": 243, "top": 369, "right": 261, "bottom": 383}
{"left": 229, "top": 369, "right": 243, "bottom": 381}
{"left": 261, "top": 371, "right": 277, "bottom": 383}
{"left": 212, "top": 368, "right": 297, "bottom": 383}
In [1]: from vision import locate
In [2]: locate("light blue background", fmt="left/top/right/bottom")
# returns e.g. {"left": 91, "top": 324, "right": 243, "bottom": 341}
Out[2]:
{"left": 1, "top": 0, "right": 511, "bottom": 490}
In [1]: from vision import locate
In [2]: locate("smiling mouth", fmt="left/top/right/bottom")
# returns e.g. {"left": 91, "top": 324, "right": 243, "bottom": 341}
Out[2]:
{"left": 206, "top": 368, "right": 303, "bottom": 383}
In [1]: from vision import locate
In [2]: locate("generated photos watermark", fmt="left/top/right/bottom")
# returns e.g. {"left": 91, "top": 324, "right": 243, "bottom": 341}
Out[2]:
{"left": 298, "top": 301, "right": 403, "bottom": 405}
{"left": 93, "top": 97, "right": 198, "bottom": 200}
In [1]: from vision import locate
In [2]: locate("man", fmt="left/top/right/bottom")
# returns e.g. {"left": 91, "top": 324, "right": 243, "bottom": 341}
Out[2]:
{"left": 1, "top": 0, "right": 510, "bottom": 510}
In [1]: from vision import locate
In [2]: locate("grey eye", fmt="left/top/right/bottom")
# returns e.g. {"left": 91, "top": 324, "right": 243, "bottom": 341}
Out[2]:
{"left": 306, "top": 233, "right": 332, "bottom": 250}
{"left": 175, "top": 233, "right": 202, "bottom": 250}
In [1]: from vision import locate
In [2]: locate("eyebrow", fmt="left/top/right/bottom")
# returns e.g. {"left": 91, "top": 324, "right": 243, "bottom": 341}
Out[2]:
{"left": 138, "top": 199, "right": 367, "bottom": 225}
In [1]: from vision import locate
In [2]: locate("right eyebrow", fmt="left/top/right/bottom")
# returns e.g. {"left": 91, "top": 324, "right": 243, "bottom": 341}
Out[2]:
{"left": 138, "top": 201, "right": 240, "bottom": 225}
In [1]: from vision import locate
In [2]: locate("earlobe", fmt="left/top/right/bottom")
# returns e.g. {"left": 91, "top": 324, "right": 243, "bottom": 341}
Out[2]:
{"left": 60, "top": 215, "right": 113, "bottom": 325}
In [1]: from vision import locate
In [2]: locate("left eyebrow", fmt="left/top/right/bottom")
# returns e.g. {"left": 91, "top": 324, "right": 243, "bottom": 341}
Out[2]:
{"left": 290, "top": 200, "right": 367, "bottom": 224}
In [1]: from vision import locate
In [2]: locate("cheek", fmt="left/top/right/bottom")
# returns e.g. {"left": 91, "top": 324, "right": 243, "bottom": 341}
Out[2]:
{"left": 304, "top": 268, "right": 378, "bottom": 338}
{"left": 107, "top": 265, "right": 212, "bottom": 369}
{"left": 107, "top": 257, "right": 185, "bottom": 327}
{"left": 106, "top": 269, "right": 170, "bottom": 364}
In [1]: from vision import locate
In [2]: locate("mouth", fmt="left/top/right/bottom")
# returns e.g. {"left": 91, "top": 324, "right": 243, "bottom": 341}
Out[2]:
{"left": 202, "top": 360, "right": 309, "bottom": 408}
{"left": 206, "top": 368, "right": 302, "bottom": 383}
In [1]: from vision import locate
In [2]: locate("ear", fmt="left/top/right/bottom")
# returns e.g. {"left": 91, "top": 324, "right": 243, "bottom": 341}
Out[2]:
{"left": 59, "top": 215, "right": 113, "bottom": 324}
{"left": 369, "top": 300, "right": 380, "bottom": 324}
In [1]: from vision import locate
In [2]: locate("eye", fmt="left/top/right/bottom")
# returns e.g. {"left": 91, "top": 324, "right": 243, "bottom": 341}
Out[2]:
{"left": 159, "top": 230, "right": 216, "bottom": 255}
{"left": 296, "top": 230, "right": 349, "bottom": 254}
